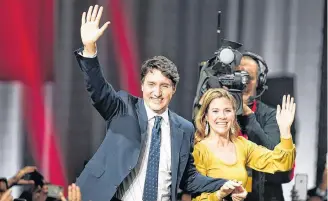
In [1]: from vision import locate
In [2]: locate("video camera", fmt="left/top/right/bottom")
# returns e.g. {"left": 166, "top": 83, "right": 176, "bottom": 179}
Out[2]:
{"left": 192, "top": 11, "right": 270, "bottom": 120}
{"left": 192, "top": 39, "right": 248, "bottom": 119}
{"left": 192, "top": 11, "right": 252, "bottom": 120}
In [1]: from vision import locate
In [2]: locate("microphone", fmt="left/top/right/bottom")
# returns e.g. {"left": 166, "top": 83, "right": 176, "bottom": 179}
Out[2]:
{"left": 248, "top": 85, "right": 268, "bottom": 104}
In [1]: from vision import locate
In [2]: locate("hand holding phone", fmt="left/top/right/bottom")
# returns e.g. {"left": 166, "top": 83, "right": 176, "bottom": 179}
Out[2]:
{"left": 47, "top": 185, "right": 63, "bottom": 199}
{"left": 294, "top": 174, "right": 308, "bottom": 201}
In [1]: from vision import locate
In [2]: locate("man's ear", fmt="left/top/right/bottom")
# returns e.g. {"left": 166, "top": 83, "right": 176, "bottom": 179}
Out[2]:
{"left": 172, "top": 86, "right": 176, "bottom": 94}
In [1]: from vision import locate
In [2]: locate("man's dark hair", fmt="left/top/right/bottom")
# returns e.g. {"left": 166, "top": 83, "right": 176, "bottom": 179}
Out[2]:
{"left": 140, "top": 56, "right": 180, "bottom": 87}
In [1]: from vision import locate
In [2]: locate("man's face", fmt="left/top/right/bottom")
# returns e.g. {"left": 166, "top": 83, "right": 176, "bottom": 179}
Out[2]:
{"left": 141, "top": 69, "right": 176, "bottom": 114}
{"left": 236, "top": 57, "right": 258, "bottom": 102}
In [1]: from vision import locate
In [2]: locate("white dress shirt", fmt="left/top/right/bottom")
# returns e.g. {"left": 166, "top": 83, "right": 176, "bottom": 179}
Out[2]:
{"left": 115, "top": 103, "right": 172, "bottom": 201}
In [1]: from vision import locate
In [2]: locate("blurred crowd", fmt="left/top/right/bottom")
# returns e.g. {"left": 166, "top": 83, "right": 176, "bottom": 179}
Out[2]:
{"left": 0, "top": 166, "right": 82, "bottom": 201}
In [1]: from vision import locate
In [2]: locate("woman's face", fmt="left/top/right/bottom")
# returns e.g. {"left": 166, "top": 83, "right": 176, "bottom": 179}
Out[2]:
{"left": 206, "top": 97, "right": 235, "bottom": 136}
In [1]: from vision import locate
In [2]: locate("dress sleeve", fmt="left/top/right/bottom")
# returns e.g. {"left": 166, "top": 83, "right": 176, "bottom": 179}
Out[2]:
{"left": 245, "top": 137, "right": 296, "bottom": 174}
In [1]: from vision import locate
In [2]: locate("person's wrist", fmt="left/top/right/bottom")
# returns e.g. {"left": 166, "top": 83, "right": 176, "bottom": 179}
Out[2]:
{"left": 279, "top": 128, "right": 292, "bottom": 139}
{"left": 83, "top": 43, "right": 97, "bottom": 57}
{"left": 216, "top": 190, "right": 223, "bottom": 201}
{"left": 216, "top": 190, "right": 227, "bottom": 201}
{"left": 242, "top": 104, "right": 253, "bottom": 116}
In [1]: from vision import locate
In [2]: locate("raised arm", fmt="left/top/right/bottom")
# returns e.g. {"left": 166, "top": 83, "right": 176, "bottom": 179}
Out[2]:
{"left": 75, "top": 5, "right": 125, "bottom": 121}
{"left": 246, "top": 95, "right": 296, "bottom": 173}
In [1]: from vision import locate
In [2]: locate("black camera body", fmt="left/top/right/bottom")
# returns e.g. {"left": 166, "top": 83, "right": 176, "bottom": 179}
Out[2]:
{"left": 192, "top": 11, "right": 269, "bottom": 122}
{"left": 192, "top": 39, "right": 249, "bottom": 120}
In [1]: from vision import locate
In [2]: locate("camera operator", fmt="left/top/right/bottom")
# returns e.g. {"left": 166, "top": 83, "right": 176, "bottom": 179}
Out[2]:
{"left": 235, "top": 52, "right": 294, "bottom": 201}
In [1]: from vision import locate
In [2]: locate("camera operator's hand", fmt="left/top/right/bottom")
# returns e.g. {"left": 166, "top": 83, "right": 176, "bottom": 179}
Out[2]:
{"left": 0, "top": 190, "right": 13, "bottom": 201}
{"left": 276, "top": 95, "right": 296, "bottom": 139}
{"left": 240, "top": 93, "right": 254, "bottom": 116}
{"left": 242, "top": 103, "right": 254, "bottom": 116}
{"left": 60, "top": 183, "right": 82, "bottom": 201}
{"left": 8, "top": 166, "right": 37, "bottom": 187}
{"left": 81, "top": 5, "right": 110, "bottom": 57}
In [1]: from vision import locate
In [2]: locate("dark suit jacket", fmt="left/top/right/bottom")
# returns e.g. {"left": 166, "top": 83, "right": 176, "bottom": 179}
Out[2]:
{"left": 74, "top": 50, "right": 226, "bottom": 201}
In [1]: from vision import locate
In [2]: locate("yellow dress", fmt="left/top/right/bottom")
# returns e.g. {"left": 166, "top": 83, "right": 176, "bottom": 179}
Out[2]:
{"left": 192, "top": 136, "right": 296, "bottom": 201}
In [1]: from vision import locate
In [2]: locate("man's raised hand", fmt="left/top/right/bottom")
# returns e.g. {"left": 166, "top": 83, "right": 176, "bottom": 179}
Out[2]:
{"left": 81, "top": 5, "right": 110, "bottom": 56}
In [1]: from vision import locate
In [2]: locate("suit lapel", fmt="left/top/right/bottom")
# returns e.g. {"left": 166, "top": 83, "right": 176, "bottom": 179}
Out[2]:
{"left": 169, "top": 111, "right": 184, "bottom": 192}
{"left": 136, "top": 99, "right": 148, "bottom": 143}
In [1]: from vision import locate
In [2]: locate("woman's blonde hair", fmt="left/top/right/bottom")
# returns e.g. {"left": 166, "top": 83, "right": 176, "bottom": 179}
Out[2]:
{"left": 194, "top": 88, "right": 241, "bottom": 144}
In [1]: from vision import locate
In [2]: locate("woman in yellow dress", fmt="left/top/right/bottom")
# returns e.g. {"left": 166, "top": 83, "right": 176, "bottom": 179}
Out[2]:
{"left": 191, "top": 88, "right": 296, "bottom": 201}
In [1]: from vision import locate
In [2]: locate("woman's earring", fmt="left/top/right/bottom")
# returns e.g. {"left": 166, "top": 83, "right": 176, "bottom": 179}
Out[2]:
{"left": 205, "top": 122, "right": 209, "bottom": 136}
{"left": 231, "top": 126, "right": 236, "bottom": 135}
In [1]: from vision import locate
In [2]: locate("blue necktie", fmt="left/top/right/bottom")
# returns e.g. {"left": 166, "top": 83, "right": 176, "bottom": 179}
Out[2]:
{"left": 143, "top": 116, "right": 162, "bottom": 201}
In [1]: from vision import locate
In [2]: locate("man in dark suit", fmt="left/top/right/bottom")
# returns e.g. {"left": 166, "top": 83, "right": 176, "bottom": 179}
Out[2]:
{"left": 74, "top": 5, "right": 245, "bottom": 201}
